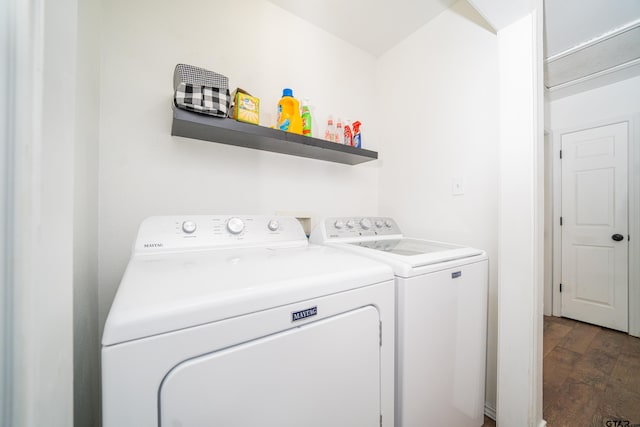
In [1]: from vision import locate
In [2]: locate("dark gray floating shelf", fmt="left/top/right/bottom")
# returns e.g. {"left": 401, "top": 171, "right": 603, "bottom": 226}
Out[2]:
{"left": 171, "top": 107, "right": 378, "bottom": 165}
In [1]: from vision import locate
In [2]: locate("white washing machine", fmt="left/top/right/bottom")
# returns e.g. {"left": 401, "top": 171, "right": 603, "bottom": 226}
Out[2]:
{"left": 101, "top": 215, "right": 395, "bottom": 427}
{"left": 310, "top": 217, "right": 488, "bottom": 427}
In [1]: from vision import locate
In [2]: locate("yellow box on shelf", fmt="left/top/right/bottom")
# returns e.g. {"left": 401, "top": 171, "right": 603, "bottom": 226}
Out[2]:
{"left": 233, "top": 89, "right": 260, "bottom": 125}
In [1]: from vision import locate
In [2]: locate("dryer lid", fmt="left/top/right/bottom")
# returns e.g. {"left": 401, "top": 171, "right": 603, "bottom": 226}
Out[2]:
{"left": 101, "top": 245, "right": 393, "bottom": 346}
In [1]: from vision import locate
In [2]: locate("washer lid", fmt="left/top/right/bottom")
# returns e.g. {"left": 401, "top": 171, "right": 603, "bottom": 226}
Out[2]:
{"left": 102, "top": 245, "right": 392, "bottom": 346}
{"left": 348, "top": 238, "right": 481, "bottom": 260}
{"left": 339, "top": 238, "right": 485, "bottom": 276}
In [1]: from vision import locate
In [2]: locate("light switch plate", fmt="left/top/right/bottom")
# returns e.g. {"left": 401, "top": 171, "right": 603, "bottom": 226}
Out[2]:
{"left": 452, "top": 177, "right": 465, "bottom": 195}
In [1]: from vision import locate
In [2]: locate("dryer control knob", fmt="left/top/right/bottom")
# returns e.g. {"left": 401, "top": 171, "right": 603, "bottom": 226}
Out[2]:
{"left": 375, "top": 220, "right": 384, "bottom": 228}
{"left": 334, "top": 220, "right": 345, "bottom": 229}
{"left": 384, "top": 220, "right": 393, "bottom": 228}
{"left": 346, "top": 219, "right": 355, "bottom": 229}
{"left": 267, "top": 220, "right": 280, "bottom": 231}
{"left": 360, "top": 218, "right": 372, "bottom": 230}
{"left": 182, "top": 220, "right": 197, "bottom": 234}
{"left": 227, "top": 217, "right": 245, "bottom": 235}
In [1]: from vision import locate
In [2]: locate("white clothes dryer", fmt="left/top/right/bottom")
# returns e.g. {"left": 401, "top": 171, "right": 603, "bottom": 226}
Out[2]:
{"left": 310, "top": 217, "right": 488, "bottom": 427}
{"left": 102, "top": 215, "right": 395, "bottom": 427}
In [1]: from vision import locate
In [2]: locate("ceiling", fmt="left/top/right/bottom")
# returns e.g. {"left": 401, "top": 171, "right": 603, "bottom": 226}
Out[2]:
{"left": 267, "top": 0, "right": 457, "bottom": 57}
{"left": 543, "top": 0, "right": 640, "bottom": 96}
{"left": 544, "top": 0, "right": 640, "bottom": 57}
{"left": 268, "top": 0, "right": 640, "bottom": 96}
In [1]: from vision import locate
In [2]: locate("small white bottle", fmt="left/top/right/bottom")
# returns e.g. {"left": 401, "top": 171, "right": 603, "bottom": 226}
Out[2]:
{"left": 335, "top": 117, "right": 344, "bottom": 144}
{"left": 325, "top": 115, "right": 336, "bottom": 142}
{"left": 344, "top": 119, "right": 353, "bottom": 146}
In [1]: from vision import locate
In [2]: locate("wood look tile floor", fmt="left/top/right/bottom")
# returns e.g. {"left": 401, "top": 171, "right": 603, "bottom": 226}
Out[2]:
{"left": 543, "top": 315, "right": 640, "bottom": 427}
{"left": 482, "top": 414, "right": 496, "bottom": 426}
{"left": 480, "top": 315, "right": 640, "bottom": 427}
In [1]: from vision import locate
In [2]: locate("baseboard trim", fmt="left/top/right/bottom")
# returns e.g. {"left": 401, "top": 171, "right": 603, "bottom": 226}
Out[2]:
{"left": 484, "top": 402, "right": 547, "bottom": 426}
{"left": 484, "top": 402, "right": 496, "bottom": 420}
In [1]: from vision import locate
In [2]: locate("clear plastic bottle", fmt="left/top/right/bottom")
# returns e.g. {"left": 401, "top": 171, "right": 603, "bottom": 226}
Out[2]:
{"left": 335, "top": 117, "right": 344, "bottom": 144}
{"left": 324, "top": 115, "right": 336, "bottom": 142}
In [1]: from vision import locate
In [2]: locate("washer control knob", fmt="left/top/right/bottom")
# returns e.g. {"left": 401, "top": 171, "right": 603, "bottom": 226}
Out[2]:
{"left": 227, "top": 217, "right": 245, "bottom": 235}
{"left": 384, "top": 220, "right": 393, "bottom": 228}
{"left": 346, "top": 219, "right": 355, "bottom": 229}
{"left": 375, "top": 220, "right": 384, "bottom": 228}
{"left": 360, "top": 218, "right": 372, "bottom": 230}
{"left": 334, "top": 220, "right": 345, "bottom": 229}
{"left": 267, "top": 220, "right": 280, "bottom": 231}
{"left": 182, "top": 220, "right": 197, "bottom": 234}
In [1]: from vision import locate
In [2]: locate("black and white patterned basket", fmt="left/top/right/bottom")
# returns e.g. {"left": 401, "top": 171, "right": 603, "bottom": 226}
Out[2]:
{"left": 173, "top": 64, "right": 230, "bottom": 118}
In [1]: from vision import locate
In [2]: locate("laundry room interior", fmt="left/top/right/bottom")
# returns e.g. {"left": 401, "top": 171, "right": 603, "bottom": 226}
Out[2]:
{"left": 2, "top": 0, "right": 639, "bottom": 426}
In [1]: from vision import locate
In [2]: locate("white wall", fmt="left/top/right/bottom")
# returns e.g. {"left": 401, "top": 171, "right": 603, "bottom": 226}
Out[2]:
{"left": 98, "top": 0, "right": 381, "bottom": 329}
{"left": 548, "top": 75, "right": 640, "bottom": 129}
{"left": 375, "top": 0, "right": 500, "bottom": 414}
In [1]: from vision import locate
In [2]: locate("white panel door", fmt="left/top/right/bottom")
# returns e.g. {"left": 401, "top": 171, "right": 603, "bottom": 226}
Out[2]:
{"left": 159, "top": 306, "right": 381, "bottom": 427}
{"left": 561, "top": 122, "right": 628, "bottom": 332}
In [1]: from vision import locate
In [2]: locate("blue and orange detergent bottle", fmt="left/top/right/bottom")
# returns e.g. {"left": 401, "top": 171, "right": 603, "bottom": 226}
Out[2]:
{"left": 277, "top": 88, "right": 303, "bottom": 134}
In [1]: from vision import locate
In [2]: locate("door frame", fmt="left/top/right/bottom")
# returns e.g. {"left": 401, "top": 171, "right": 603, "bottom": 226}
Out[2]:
{"left": 1, "top": 0, "right": 9, "bottom": 420}
{"left": 552, "top": 114, "right": 640, "bottom": 337}
{"left": 544, "top": 130, "right": 553, "bottom": 316}
{"left": 1, "top": 0, "right": 48, "bottom": 424}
